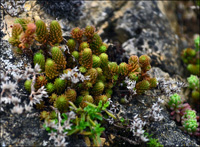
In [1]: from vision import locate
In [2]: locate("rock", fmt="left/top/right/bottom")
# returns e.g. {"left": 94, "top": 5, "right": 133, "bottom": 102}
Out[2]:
{"left": 114, "top": 1, "right": 184, "bottom": 76}
{"left": 0, "top": 10, "right": 5, "bottom": 41}
{"left": 0, "top": 40, "right": 30, "bottom": 71}
{"left": 0, "top": 109, "right": 49, "bottom": 146}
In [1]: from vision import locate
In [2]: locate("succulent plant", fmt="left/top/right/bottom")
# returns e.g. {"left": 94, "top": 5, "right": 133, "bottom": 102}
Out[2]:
{"left": 54, "top": 78, "right": 66, "bottom": 94}
{"left": 128, "top": 55, "right": 139, "bottom": 71}
{"left": 11, "top": 23, "right": 23, "bottom": 38}
{"left": 119, "top": 62, "right": 129, "bottom": 76}
{"left": 182, "top": 118, "right": 198, "bottom": 134}
{"left": 51, "top": 46, "right": 67, "bottom": 70}
{"left": 95, "top": 95, "right": 108, "bottom": 104}
{"left": 80, "top": 95, "right": 94, "bottom": 108}
{"left": 135, "top": 80, "right": 150, "bottom": 94}
{"left": 54, "top": 94, "right": 68, "bottom": 112}
{"left": 46, "top": 83, "right": 55, "bottom": 94}
{"left": 19, "top": 23, "right": 36, "bottom": 49}
{"left": 36, "top": 75, "right": 47, "bottom": 89}
{"left": 45, "top": 58, "right": 59, "bottom": 79}
{"left": 181, "top": 39, "right": 200, "bottom": 76}
{"left": 168, "top": 93, "right": 182, "bottom": 111}
{"left": 8, "top": 19, "right": 161, "bottom": 145}
{"left": 92, "top": 81, "right": 105, "bottom": 96}
{"left": 96, "top": 67, "right": 103, "bottom": 76}
{"left": 187, "top": 75, "right": 199, "bottom": 89}
{"left": 49, "top": 93, "right": 58, "bottom": 104}
{"left": 168, "top": 93, "right": 200, "bottom": 135}
{"left": 182, "top": 109, "right": 197, "bottom": 120}
{"left": 33, "top": 52, "right": 45, "bottom": 71}
{"left": 191, "top": 90, "right": 200, "bottom": 100}
{"left": 84, "top": 68, "right": 98, "bottom": 85}
{"left": 24, "top": 79, "right": 32, "bottom": 93}
{"left": 65, "top": 89, "right": 77, "bottom": 103}
{"left": 40, "top": 111, "right": 50, "bottom": 121}
{"left": 92, "top": 55, "right": 101, "bottom": 68}
{"left": 128, "top": 72, "right": 139, "bottom": 81}
{"left": 84, "top": 25, "right": 95, "bottom": 42}
{"left": 79, "top": 42, "right": 90, "bottom": 52}
{"left": 90, "top": 33, "right": 102, "bottom": 55}
{"left": 35, "top": 20, "right": 48, "bottom": 44}
{"left": 14, "top": 18, "right": 31, "bottom": 31}
{"left": 99, "top": 45, "right": 107, "bottom": 53}
{"left": 139, "top": 55, "right": 151, "bottom": 71}
{"left": 72, "top": 51, "right": 79, "bottom": 60}
{"left": 99, "top": 53, "right": 109, "bottom": 70}
{"left": 49, "top": 20, "right": 63, "bottom": 45}
{"left": 187, "top": 64, "right": 200, "bottom": 76}
{"left": 71, "top": 27, "right": 83, "bottom": 43}
{"left": 148, "top": 78, "right": 158, "bottom": 88}
{"left": 108, "top": 62, "right": 119, "bottom": 75}
{"left": 66, "top": 39, "right": 76, "bottom": 53}
{"left": 80, "top": 48, "right": 93, "bottom": 69}
{"left": 8, "top": 23, "right": 23, "bottom": 47}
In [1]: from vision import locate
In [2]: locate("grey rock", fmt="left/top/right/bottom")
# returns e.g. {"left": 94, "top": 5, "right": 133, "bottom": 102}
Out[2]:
{"left": 0, "top": 40, "right": 30, "bottom": 71}
{"left": 115, "top": 1, "right": 184, "bottom": 76}
{"left": 0, "top": 0, "right": 27, "bottom": 17}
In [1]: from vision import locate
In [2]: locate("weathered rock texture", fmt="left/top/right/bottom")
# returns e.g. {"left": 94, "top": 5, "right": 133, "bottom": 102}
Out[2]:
{"left": 115, "top": 1, "right": 183, "bottom": 76}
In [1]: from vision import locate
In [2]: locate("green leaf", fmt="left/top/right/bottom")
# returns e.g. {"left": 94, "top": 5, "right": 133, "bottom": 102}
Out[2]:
{"left": 91, "top": 124, "right": 105, "bottom": 136}
{"left": 53, "top": 118, "right": 58, "bottom": 124}
{"left": 93, "top": 114, "right": 102, "bottom": 121}
{"left": 103, "top": 101, "right": 110, "bottom": 110}
{"left": 120, "top": 117, "right": 125, "bottom": 123}
{"left": 62, "top": 113, "right": 68, "bottom": 120}
{"left": 97, "top": 100, "right": 103, "bottom": 108}
{"left": 46, "top": 127, "right": 51, "bottom": 132}
{"left": 43, "top": 123, "right": 52, "bottom": 133}
{"left": 78, "top": 120, "right": 90, "bottom": 130}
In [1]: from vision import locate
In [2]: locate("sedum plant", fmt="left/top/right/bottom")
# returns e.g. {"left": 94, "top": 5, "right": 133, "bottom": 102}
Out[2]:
{"left": 8, "top": 18, "right": 159, "bottom": 145}
{"left": 181, "top": 35, "right": 200, "bottom": 76}
{"left": 168, "top": 93, "right": 200, "bottom": 136}
{"left": 187, "top": 75, "right": 200, "bottom": 101}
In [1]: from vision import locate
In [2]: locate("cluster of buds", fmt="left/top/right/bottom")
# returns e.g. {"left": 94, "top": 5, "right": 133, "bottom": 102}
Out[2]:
{"left": 187, "top": 75, "right": 200, "bottom": 103}
{"left": 7, "top": 18, "right": 158, "bottom": 114}
{"left": 7, "top": 18, "right": 159, "bottom": 145}
{"left": 181, "top": 35, "right": 200, "bottom": 76}
{"left": 168, "top": 93, "right": 200, "bottom": 136}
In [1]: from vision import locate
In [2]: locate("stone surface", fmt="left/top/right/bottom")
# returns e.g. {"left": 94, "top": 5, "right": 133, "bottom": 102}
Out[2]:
{"left": 113, "top": 1, "right": 184, "bottom": 76}
{"left": 0, "top": 10, "right": 5, "bottom": 42}
{"left": 0, "top": 40, "right": 30, "bottom": 71}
